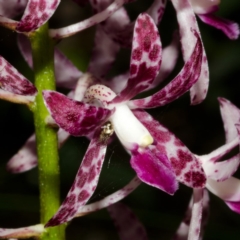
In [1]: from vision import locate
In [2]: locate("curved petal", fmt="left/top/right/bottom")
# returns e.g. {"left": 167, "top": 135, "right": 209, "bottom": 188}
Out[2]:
{"left": 76, "top": 176, "right": 141, "bottom": 216}
{"left": 198, "top": 13, "right": 239, "bottom": 40}
{"left": 112, "top": 13, "right": 162, "bottom": 103}
{"left": 43, "top": 90, "right": 113, "bottom": 136}
{"left": 0, "top": 224, "right": 44, "bottom": 239}
{"left": 0, "top": 0, "right": 27, "bottom": 18}
{"left": 0, "top": 56, "right": 37, "bottom": 96}
{"left": 171, "top": 0, "right": 209, "bottom": 105}
{"left": 201, "top": 154, "right": 240, "bottom": 182}
{"left": 128, "top": 31, "right": 202, "bottom": 109}
{"left": 49, "top": 0, "right": 131, "bottom": 39}
{"left": 130, "top": 146, "right": 178, "bottom": 195}
{"left": 108, "top": 202, "right": 148, "bottom": 240}
{"left": 45, "top": 131, "right": 107, "bottom": 227}
{"left": 17, "top": 34, "right": 82, "bottom": 89}
{"left": 218, "top": 98, "right": 240, "bottom": 143}
{"left": 133, "top": 109, "right": 206, "bottom": 188}
{"left": 16, "top": 0, "right": 60, "bottom": 32}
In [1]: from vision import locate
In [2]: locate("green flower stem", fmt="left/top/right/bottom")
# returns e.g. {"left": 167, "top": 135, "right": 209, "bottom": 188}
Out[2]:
{"left": 30, "top": 23, "right": 65, "bottom": 240}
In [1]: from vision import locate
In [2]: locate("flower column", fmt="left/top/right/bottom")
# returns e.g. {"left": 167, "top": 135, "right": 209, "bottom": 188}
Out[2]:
{"left": 30, "top": 23, "right": 65, "bottom": 240}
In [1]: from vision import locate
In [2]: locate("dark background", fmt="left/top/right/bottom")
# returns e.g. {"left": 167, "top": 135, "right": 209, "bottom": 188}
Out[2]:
{"left": 0, "top": 0, "right": 240, "bottom": 239}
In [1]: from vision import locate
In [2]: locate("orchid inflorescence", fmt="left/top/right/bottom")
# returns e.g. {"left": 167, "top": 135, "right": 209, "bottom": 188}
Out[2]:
{"left": 0, "top": 0, "right": 239, "bottom": 239}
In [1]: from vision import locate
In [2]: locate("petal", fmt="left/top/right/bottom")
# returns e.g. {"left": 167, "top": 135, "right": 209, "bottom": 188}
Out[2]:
{"left": 174, "top": 190, "right": 209, "bottom": 240}
{"left": 49, "top": 0, "right": 130, "bottom": 39}
{"left": 76, "top": 176, "right": 141, "bottom": 216}
{"left": 87, "top": 26, "right": 120, "bottom": 78}
{"left": 16, "top": 0, "right": 60, "bottom": 32}
{"left": 128, "top": 31, "right": 202, "bottom": 109}
{"left": 225, "top": 201, "right": 240, "bottom": 214}
{"left": 171, "top": 0, "right": 209, "bottom": 105}
{"left": 188, "top": 189, "right": 204, "bottom": 240}
{"left": 6, "top": 134, "right": 37, "bottom": 173}
{"left": 43, "top": 90, "right": 113, "bottom": 136}
{"left": 146, "top": 0, "right": 167, "bottom": 25}
{"left": 130, "top": 146, "right": 178, "bottom": 195}
{"left": 108, "top": 202, "right": 148, "bottom": 240}
{"left": 149, "top": 31, "right": 179, "bottom": 90}
{"left": 218, "top": 97, "right": 240, "bottom": 143}
{"left": 0, "top": 89, "right": 35, "bottom": 104}
{"left": 206, "top": 177, "right": 240, "bottom": 202}
{"left": 7, "top": 129, "right": 69, "bottom": 173}
{"left": 133, "top": 110, "right": 206, "bottom": 188}
{"left": 190, "top": 0, "right": 220, "bottom": 14}
{"left": 45, "top": 131, "right": 107, "bottom": 227}
{"left": 111, "top": 13, "right": 162, "bottom": 103}
{"left": 17, "top": 34, "right": 82, "bottom": 89}
{"left": 201, "top": 154, "right": 240, "bottom": 182}
{"left": 0, "top": 224, "right": 44, "bottom": 239}
{"left": 0, "top": 56, "right": 37, "bottom": 96}
{"left": 0, "top": 0, "right": 27, "bottom": 18}
{"left": 198, "top": 13, "right": 239, "bottom": 40}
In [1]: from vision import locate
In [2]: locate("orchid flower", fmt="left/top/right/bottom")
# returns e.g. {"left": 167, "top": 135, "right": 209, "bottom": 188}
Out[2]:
{"left": 190, "top": 0, "right": 240, "bottom": 39}
{"left": 0, "top": 0, "right": 60, "bottom": 33}
{"left": 41, "top": 13, "right": 206, "bottom": 227}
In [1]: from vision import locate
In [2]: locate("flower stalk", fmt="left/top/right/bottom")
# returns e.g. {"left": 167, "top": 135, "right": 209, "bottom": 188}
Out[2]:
{"left": 29, "top": 23, "right": 65, "bottom": 240}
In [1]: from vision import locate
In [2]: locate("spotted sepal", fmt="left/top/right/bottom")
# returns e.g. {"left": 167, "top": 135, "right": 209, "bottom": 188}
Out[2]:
{"left": 45, "top": 130, "right": 107, "bottom": 227}
{"left": 43, "top": 90, "right": 113, "bottom": 137}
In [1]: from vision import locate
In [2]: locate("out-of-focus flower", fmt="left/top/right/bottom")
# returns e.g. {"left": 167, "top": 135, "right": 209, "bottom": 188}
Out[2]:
{"left": 42, "top": 13, "right": 205, "bottom": 227}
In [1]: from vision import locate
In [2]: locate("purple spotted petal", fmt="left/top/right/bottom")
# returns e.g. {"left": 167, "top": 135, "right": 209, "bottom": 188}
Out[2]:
{"left": 0, "top": 0, "right": 27, "bottom": 18}
{"left": 17, "top": 35, "right": 82, "bottom": 89}
{"left": 108, "top": 202, "right": 148, "bottom": 240}
{"left": 0, "top": 56, "right": 37, "bottom": 96}
{"left": 219, "top": 98, "right": 240, "bottom": 143}
{"left": 198, "top": 13, "right": 239, "bottom": 40}
{"left": 45, "top": 131, "right": 107, "bottom": 227}
{"left": 43, "top": 90, "right": 113, "bottom": 137}
{"left": 171, "top": 0, "right": 209, "bottom": 105}
{"left": 130, "top": 146, "right": 178, "bottom": 195}
{"left": 133, "top": 110, "right": 206, "bottom": 188}
{"left": 128, "top": 31, "right": 202, "bottom": 109}
{"left": 16, "top": 0, "right": 60, "bottom": 32}
{"left": 174, "top": 190, "right": 209, "bottom": 240}
{"left": 88, "top": 26, "right": 120, "bottom": 78}
{"left": 76, "top": 176, "right": 141, "bottom": 216}
{"left": 0, "top": 224, "right": 44, "bottom": 239}
{"left": 112, "top": 13, "right": 162, "bottom": 103}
